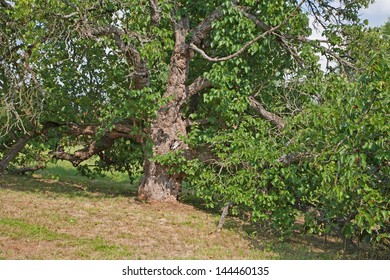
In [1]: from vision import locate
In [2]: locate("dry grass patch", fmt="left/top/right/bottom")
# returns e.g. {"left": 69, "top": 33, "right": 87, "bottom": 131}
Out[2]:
{"left": 0, "top": 174, "right": 274, "bottom": 259}
{"left": 1, "top": 173, "right": 381, "bottom": 260}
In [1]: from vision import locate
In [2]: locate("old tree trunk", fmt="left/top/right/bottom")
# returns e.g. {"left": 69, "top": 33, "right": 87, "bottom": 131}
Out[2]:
{"left": 138, "top": 18, "right": 190, "bottom": 201}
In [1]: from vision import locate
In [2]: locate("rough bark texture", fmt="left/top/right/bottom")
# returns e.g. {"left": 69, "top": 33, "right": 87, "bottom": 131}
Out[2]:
{"left": 1, "top": 3, "right": 234, "bottom": 202}
{"left": 149, "top": 0, "right": 161, "bottom": 26}
{"left": 138, "top": 17, "right": 190, "bottom": 201}
{"left": 0, "top": 135, "right": 31, "bottom": 175}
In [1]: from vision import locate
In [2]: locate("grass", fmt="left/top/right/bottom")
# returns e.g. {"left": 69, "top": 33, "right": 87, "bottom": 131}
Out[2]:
{"left": 0, "top": 161, "right": 385, "bottom": 259}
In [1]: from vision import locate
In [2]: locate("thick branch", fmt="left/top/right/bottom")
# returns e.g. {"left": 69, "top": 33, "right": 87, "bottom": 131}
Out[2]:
{"left": 0, "top": 119, "right": 141, "bottom": 174}
{"left": 190, "top": 6, "right": 225, "bottom": 46}
{"left": 0, "top": 135, "right": 32, "bottom": 175}
{"left": 52, "top": 136, "right": 115, "bottom": 167}
{"left": 51, "top": 121, "right": 142, "bottom": 166}
{"left": 187, "top": 76, "right": 212, "bottom": 97}
{"left": 54, "top": 121, "right": 143, "bottom": 143}
{"left": 149, "top": 0, "right": 161, "bottom": 26}
{"left": 248, "top": 96, "right": 285, "bottom": 129}
{"left": 88, "top": 26, "right": 150, "bottom": 89}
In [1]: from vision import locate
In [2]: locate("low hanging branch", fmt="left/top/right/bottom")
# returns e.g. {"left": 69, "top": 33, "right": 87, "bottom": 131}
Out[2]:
{"left": 0, "top": 119, "right": 143, "bottom": 175}
{"left": 8, "top": 162, "right": 45, "bottom": 175}
{"left": 51, "top": 136, "right": 116, "bottom": 167}
{"left": 0, "top": 135, "right": 32, "bottom": 175}
{"left": 50, "top": 120, "right": 143, "bottom": 167}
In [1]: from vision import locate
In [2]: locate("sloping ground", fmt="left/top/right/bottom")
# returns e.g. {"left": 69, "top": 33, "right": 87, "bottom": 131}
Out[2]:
{"left": 0, "top": 174, "right": 380, "bottom": 260}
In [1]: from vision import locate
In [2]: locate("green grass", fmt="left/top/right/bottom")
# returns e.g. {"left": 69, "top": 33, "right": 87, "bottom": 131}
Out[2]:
{"left": 40, "top": 159, "right": 131, "bottom": 182}
{"left": 0, "top": 216, "right": 137, "bottom": 259}
{"left": 0, "top": 217, "right": 63, "bottom": 241}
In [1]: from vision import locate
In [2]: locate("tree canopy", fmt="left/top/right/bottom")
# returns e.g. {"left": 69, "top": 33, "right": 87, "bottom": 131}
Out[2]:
{"left": 1, "top": 0, "right": 389, "bottom": 249}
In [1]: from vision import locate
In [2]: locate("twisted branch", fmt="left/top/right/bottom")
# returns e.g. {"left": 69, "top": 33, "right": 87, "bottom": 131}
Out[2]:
{"left": 190, "top": 0, "right": 306, "bottom": 62}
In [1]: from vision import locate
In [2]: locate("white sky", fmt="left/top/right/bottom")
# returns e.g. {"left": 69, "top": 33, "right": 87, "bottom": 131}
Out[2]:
{"left": 360, "top": 0, "right": 390, "bottom": 26}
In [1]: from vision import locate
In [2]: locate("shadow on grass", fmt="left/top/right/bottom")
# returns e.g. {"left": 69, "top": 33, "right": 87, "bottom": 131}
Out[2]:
{"left": 179, "top": 192, "right": 343, "bottom": 259}
{"left": 0, "top": 168, "right": 138, "bottom": 199}
{"left": 2, "top": 171, "right": 388, "bottom": 260}
{"left": 216, "top": 217, "right": 390, "bottom": 260}
{"left": 180, "top": 191, "right": 390, "bottom": 260}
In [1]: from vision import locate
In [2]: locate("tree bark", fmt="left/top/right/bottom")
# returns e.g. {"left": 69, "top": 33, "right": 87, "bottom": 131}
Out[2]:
{"left": 138, "top": 16, "right": 190, "bottom": 201}
{"left": 248, "top": 96, "right": 285, "bottom": 129}
{"left": 0, "top": 135, "right": 32, "bottom": 175}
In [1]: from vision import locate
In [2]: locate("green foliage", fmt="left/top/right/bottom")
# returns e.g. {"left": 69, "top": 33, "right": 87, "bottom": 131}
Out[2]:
{"left": 181, "top": 52, "right": 389, "bottom": 246}
{"left": 288, "top": 53, "right": 389, "bottom": 244}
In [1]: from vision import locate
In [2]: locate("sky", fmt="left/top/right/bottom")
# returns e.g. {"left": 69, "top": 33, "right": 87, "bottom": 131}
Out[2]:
{"left": 308, "top": 0, "right": 389, "bottom": 70}
{"left": 360, "top": 0, "right": 390, "bottom": 26}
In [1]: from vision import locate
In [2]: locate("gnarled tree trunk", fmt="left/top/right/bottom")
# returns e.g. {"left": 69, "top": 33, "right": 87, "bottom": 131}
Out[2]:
{"left": 138, "top": 17, "right": 190, "bottom": 201}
